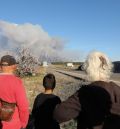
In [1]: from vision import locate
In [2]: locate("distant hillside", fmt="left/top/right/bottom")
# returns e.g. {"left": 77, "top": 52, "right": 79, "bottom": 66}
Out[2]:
{"left": 113, "top": 61, "right": 120, "bottom": 73}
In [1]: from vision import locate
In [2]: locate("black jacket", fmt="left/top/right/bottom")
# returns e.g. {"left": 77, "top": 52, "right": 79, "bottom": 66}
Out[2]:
{"left": 54, "top": 81, "right": 120, "bottom": 129}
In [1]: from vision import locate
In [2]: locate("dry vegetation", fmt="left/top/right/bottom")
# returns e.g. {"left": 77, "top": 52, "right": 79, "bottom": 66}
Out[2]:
{"left": 22, "top": 66, "right": 46, "bottom": 110}
{"left": 22, "top": 65, "right": 83, "bottom": 129}
{"left": 23, "top": 65, "right": 82, "bottom": 111}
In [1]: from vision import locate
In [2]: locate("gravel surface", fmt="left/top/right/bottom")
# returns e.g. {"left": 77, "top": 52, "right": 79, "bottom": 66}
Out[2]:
{"left": 46, "top": 66, "right": 84, "bottom": 101}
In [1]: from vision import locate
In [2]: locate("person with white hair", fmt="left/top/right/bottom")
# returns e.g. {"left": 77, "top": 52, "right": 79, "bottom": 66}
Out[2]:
{"left": 54, "top": 51, "right": 120, "bottom": 129}
{"left": 83, "top": 51, "right": 113, "bottom": 82}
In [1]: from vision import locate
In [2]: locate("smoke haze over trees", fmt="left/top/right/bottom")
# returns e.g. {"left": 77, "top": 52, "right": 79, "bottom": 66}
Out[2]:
{"left": 0, "top": 20, "right": 81, "bottom": 62}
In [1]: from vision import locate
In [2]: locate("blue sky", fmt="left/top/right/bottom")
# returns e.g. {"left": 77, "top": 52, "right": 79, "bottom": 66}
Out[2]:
{"left": 0, "top": 0, "right": 120, "bottom": 61}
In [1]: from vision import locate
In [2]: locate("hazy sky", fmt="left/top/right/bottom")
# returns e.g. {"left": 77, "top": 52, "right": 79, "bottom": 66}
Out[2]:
{"left": 0, "top": 0, "right": 120, "bottom": 61}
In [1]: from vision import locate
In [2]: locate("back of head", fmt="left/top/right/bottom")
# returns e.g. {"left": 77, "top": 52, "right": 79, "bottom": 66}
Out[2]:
{"left": 0, "top": 55, "right": 17, "bottom": 73}
{"left": 43, "top": 73, "right": 56, "bottom": 90}
{"left": 0, "top": 55, "right": 16, "bottom": 66}
{"left": 83, "top": 51, "right": 113, "bottom": 82}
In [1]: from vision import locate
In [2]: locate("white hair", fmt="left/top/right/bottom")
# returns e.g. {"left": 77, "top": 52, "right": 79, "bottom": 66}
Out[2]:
{"left": 83, "top": 51, "right": 113, "bottom": 82}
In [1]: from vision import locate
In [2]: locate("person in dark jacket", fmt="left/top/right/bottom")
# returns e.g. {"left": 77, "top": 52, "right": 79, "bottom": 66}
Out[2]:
{"left": 54, "top": 51, "right": 120, "bottom": 129}
{"left": 31, "top": 73, "right": 61, "bottom": 129}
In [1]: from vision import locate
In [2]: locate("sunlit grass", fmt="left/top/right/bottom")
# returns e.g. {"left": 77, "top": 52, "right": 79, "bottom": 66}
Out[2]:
{"left": 22, "top": 66, "right": 47, "bottom": 111}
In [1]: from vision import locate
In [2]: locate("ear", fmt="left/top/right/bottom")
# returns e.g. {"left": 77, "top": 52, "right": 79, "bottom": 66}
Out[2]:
{"left": 11, "top": 64, "right": 17, "bottom": 70}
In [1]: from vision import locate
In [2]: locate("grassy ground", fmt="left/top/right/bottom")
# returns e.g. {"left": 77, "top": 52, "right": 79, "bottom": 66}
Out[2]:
{"left": 22, "top": 65, "right": 82, "bottom": 129}
{"left": 22, "top": 66, "right": 47, "bottom": 111}
{"left": 22, "top": 65, "right": 82, "bottom": 111}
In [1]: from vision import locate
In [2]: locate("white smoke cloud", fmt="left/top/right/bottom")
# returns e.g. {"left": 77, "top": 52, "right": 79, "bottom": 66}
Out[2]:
{"left": 0, "top": 20, "right": 82, "bottom": 62}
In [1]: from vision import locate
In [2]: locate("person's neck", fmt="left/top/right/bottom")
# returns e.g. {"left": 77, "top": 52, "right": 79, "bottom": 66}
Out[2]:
{"left": 1, "top": 65, "right": 16, "bottom": 75}
{"left": 44, "top": 89, "right": 53, "bottom": 94}
{"left": 2, "top": 70, "right": 14, "bottom": 74}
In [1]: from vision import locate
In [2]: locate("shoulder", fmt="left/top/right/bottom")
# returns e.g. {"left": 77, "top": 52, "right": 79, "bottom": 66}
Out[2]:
{"left": 49, "top": 94, "right": 61, "bottom": 101}
{"left": 110, "top": 81, "right": 120, "bottom": 92}
{"left": 55, "top": 95, "right": 61, "bottom": 102}
{"left": 90, "top": 81, "right": 108, "bottom": 86}
{"left": 79, "top": 85, "right": 110, "bottom": 95}
{"left": 1, "top": 74, "right": 23, "bottom": 84}
{"left": 35, "top": 93, "right": 43, "bottom": 99}
{"left": 110, "top": 81, "right": 120, "bottom": 87}
{"left": 53, "top": 94, "right": 60, "bottom": 99}
{"left": 7, "top": 75, "right": 23, "bottom": 83}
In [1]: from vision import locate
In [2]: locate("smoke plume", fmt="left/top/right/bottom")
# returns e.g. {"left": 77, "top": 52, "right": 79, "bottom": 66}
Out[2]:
{"left": 0, "top": 20, "right": 81, "bottom": 62}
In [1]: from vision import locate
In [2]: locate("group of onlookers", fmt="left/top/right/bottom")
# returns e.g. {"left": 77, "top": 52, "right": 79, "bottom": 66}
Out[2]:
{"left": 0, "top": 51, "right": 120, "bottom": 129}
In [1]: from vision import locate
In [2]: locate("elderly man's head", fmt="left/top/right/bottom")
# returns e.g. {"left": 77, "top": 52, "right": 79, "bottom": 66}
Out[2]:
{"left": 83, "top": 51, "right": 113, "bottom": 82}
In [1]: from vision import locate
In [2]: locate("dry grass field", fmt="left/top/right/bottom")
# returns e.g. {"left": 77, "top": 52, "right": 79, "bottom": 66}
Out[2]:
{"left": 22, "top": 66, "right": 46, "bottom": 111}
{"left": 22, "top": 65, "right": 82, "bottom": 111}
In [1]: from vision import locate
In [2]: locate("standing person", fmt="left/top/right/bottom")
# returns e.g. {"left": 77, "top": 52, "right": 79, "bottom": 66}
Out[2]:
{"left": 54, "top": 51, "right": 120, "bottom": 129}
{"left": 0, "top": 55, "right": 29, "bottom": 129}
{"left": 30, "top": 73, "right": 61, "bottom": 129}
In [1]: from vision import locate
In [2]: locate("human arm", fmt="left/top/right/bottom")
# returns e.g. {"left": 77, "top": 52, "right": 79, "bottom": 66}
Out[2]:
{"left": 110, "top": 82, "right": 120, "bottom": 115}
{"left": 53, "top": 91, "right": 81, "bottom": 123}
{"left": 15, "top": 79, "right": 29, "bottom": 128}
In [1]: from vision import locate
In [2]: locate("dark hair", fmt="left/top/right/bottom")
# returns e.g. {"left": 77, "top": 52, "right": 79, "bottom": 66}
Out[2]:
{"left": 43, "top": 73, "right": 56, "bottom": 90}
